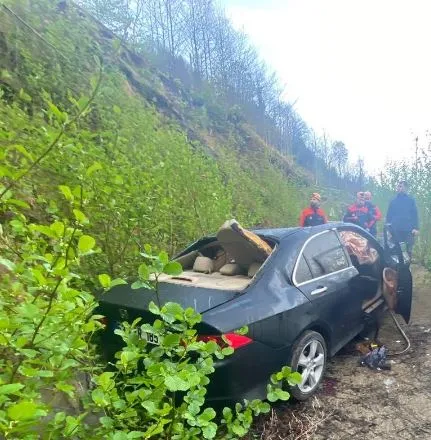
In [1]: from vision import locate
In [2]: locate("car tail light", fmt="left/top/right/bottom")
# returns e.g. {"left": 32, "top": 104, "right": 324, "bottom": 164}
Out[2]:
{"left": 197, "top": 333, "right": 252, "bottom": 349}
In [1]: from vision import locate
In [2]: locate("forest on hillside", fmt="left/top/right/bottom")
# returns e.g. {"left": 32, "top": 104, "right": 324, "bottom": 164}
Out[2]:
{"left": 77, "top": 0, "right": 366, "bottom": 188}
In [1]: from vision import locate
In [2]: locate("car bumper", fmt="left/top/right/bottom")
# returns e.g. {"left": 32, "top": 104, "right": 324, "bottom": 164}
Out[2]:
{"left": 205, "top": 341, "right": 290, "bottom": 403}
{"left": 99, "top": 329, "right": 290, "bottom": 404}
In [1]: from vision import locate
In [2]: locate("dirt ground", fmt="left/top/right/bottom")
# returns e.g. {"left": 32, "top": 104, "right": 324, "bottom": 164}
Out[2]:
{"left": 252, "top": 265, "right": 431, "bottom": 440}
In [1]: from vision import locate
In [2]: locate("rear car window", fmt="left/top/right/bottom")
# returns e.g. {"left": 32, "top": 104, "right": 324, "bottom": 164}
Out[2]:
{"left": 295, "top": 255, "right": 313, "bottom": 284}
{"left": 303, "top": 231, "right": 349, "bottom": 279}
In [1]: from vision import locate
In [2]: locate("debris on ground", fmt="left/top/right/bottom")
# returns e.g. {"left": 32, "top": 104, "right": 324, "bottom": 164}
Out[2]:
{"left": 246, "top": 398, "right": 333, "bottom": 440}
{"left": 356, "top": 341, "right": 391, "bottom": 370}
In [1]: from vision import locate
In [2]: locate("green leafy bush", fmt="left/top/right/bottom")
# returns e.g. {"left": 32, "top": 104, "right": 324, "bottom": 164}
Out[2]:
{"left": 0, "top": 187, "right": 103, "bottom": 438}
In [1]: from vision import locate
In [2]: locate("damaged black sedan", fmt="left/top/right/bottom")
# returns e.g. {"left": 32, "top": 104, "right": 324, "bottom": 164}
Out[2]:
{"left": 97, "top": 220, "right": 412, "bottom": 402}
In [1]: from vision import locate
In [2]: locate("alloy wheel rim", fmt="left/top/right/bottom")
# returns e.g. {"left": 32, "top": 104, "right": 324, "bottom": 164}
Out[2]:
{"left": 297, "top": 339, "right": 325, "bottom": 393}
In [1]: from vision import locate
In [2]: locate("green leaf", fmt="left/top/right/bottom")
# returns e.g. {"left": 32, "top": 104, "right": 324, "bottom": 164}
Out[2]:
{"left": 7, "top": 400, "right": 38, "bottom": 420}
{"left": 232, "top": 423, "right": 248, "bottom": 437}
{"left": 50, "top": 221, "right": 65, "bottom": 237}
{"left": 234, "top": 325, "right": 249, "bottom": 336}
{"left": 202, "top": 423, "right": 217, "bottom": 439}
{"left": 256, "top": 401, "right": 271, "bottom": 414}
{"left": 14, "top": 144, "right": 34, "bottom": 161}
{"left": 73, "top": 209, "right": 89, "bottom": 225}
{"left": 86, "top": 162, "right": 103, "bottom": 176}
{"left": 131, "top": 280, "right": 150, "bottom": 290}
{"left": 267, "top": 391, "right": 278, "bottom": 402}
{"left": 163, "top": 261, "right": 182, "bottom": 276}
{"left": 18, "top": 303, "right": 40, "bottom": 319}
{"left": 59, "top": 185, "right": 73, "bottom": 201}
{"left": 78, "top": 235, "right": 96, "bottom": 253}
{"left": 199, "top": 408, "right": 216, "bottom": 423}
{"left": 97, "top": 372, "right": 115, "bottom": 391}
{"left": 48, "top": 102, "right": 66, "bottom": 122}
{"left": 160, "top": 302, "right": 184, "bottom": 323}
{"left": 138, "top": 263, "right": 150, "bottom": 280}
{"left": 32, "top": 269, "right": 47, "bottom": 286}
{"left": 38, "top": 370, "right": 54, "bottom": 378}
{"left": 31, "top": 225, "right": 56, "bottom": 238}
{"left": 92, "top": 388, "right": 109, "bottom": 407}
{"left": 158, "top": 251, "right": 169, "bottom": 265}
{"left": 148, "top": 302, "right": 160, "bottom": 315}
{"left": 0, "top": 383, "right": 24, "bottom": 395}
{"left": 6, "top": 198, "right": 30, "bottom": 209}
{"left": 288, "top": 371, "right": 302, "bottom": 386}
{"left": 127, "top": 432, "right": 145, "bottom": 439}
{"left": 141, "top": 400, "right": 157, "bottom": 415}
{"left": 98, "top": 274, "right": 111, "bottom": 288}
{"left": 16, "top": 336, "right": 28, "bottom": 348}
{"left": 164, "top": 375, "right": 189, "bottom": 392}
{"left": 55, "top": 382, "right": 75, "bottom": 398}
{"left": 275, "top": 388, "right": 290, "bottom": 401}
{"left": 113, "top": 105, "right": 122, "bottom": 114}
{"left": 54, "top": 412, "right": 66, "bottom": 425}
{"left": 281, "top": 366, "right": 292, "bottom": 375}
{"left": 222, "top": 407, "right": 232, "bottom": 422}
{"left": 111, "top": 278, "right": 127, "bottom": 287}
{"left": 221, "top": 346, "right": 234, "bottom": 356}
{"left": 163, "top": 333, "right": 181, "bottom": 348}
{"left": 19, "top": 367, "right": 39, "bottom": 377}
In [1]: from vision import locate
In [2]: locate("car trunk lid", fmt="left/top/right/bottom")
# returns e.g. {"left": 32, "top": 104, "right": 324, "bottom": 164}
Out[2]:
{"left": 97, "top": 282, "right": 238, "bottom": 323}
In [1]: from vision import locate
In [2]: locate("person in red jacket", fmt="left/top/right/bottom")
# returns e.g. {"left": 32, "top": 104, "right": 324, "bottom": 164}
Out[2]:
{"left": 343, "top": 192, "right": 374, "bottom": 231}
{"left": 299, "top": 193, "right": 328, "bottom": 227}
{"left": 364, "top": 191, "right": 382, "bottom": 237}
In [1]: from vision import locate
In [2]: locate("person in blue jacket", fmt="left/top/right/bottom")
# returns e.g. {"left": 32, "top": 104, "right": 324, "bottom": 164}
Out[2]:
{"left": 386, "top": 180, "right": 419, "bottom": 258}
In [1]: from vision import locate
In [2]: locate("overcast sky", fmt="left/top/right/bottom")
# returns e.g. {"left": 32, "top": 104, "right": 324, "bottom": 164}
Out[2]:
{"left": 220, "top": 0, "right": 431, "bottom": 174}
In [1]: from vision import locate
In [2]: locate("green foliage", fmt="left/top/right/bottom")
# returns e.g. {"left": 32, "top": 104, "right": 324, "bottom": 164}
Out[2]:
{"left": 0, "top": 187, "right": 102, "bottom": 438}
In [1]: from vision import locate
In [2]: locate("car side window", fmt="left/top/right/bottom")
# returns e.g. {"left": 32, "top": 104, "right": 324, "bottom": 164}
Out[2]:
{"left": 303, "top": 231, "right": 349, "bottom": 279}
{"left": 295, "top": 255, "right": 313, "bottom": 284}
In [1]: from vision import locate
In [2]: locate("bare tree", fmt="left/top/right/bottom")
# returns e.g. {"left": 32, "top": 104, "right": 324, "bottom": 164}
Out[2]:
{"left": 331, "top": 141, "right": 349, "bottom": 177}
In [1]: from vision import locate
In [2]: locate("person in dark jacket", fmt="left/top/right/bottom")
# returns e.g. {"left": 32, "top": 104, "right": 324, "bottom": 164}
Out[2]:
{"left": 386, "top": 181, "right": 419, "bottom": 258}
{"left": 364, "top": 191, "right": 382, "bottom": 237}
{"left": 343, "top": 192, "right": 374, "bottom": 230}
{"left": 299, "top": 193, "right": 328, "bottom": 227}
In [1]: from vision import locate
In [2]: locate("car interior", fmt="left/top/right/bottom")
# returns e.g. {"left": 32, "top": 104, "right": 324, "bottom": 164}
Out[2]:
{"left": 157, "top": 220, "right": 276, "bottom": 291}
{"left": 339, "top": 230, "right": 384, "bottom": 310}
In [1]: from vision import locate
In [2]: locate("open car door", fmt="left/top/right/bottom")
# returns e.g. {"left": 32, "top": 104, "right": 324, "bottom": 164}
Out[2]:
{"left": 383, "top": 224, "right": 413, "bottom": 323}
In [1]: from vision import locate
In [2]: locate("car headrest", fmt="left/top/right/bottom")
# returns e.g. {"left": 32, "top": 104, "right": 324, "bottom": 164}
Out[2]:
{"left": 220, "top": 263, "right": 243, "bottom": 276}
{"left": 193, "top": 256, "right": 214, "bottom": 274}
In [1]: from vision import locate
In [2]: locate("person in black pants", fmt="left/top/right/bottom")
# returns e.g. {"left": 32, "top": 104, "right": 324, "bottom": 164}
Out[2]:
{"left": 386, "top": 180, "right": 419, "bottom": 259}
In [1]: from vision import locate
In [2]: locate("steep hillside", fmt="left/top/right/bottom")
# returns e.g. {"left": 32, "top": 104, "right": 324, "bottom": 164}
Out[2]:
{"left": 0, "top": 0, "right": 349, "bottom": 279}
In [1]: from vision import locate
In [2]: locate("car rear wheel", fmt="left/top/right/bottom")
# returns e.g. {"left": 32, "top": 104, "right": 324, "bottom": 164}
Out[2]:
{"left": 288, "top": 330, "right": 327, "bottom": 401}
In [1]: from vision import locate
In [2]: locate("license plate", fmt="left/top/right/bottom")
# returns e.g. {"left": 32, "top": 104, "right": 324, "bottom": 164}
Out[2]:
{"left": 137, "top": 328, "right": 160, "bottom": 345}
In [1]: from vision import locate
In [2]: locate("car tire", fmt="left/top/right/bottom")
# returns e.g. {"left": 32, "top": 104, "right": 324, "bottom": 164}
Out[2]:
{"left": 288, "top": 330, "right": 327, "bottom": 401}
